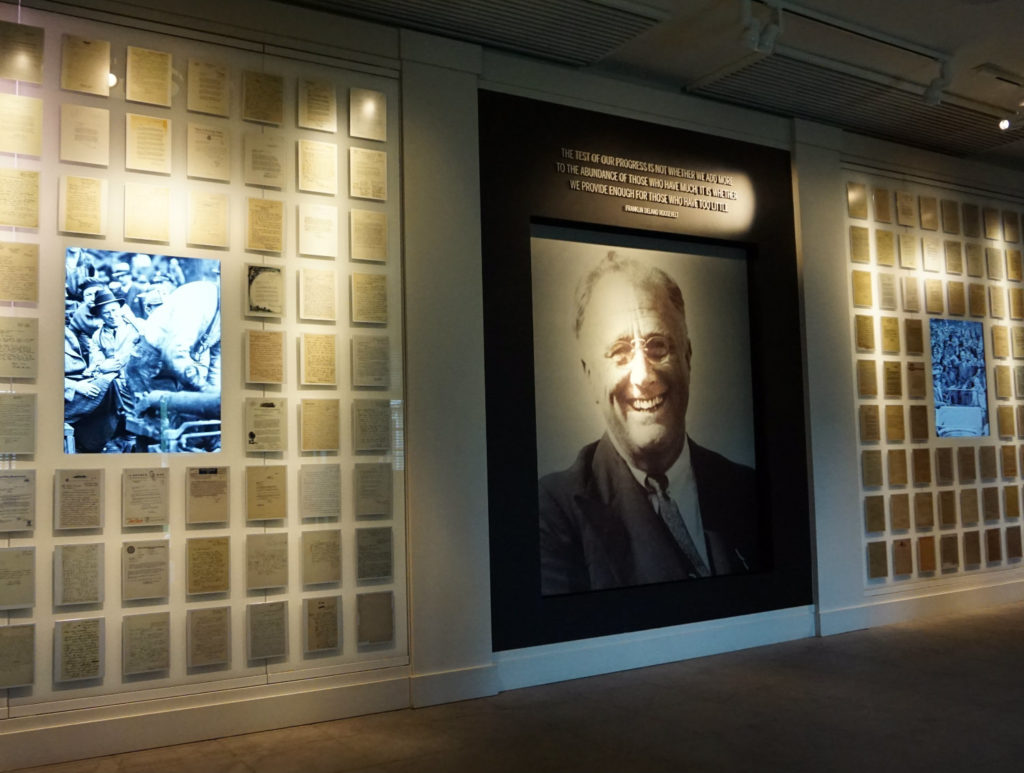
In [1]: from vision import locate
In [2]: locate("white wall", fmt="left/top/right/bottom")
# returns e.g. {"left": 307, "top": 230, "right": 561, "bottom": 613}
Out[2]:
{"left": 796, "top": 122, "right": 1024, "bottom": 635}
{"left": 398, "top": 31, "right": 498, "bottom": 706}
{"left": 6, "top": 1, "right": 1024, "bottom": 768}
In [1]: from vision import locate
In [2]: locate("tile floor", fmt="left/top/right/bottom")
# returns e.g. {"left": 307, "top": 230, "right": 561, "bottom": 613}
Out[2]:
{"left": 14, "top": 601, "right": 1024, "bottom": 772}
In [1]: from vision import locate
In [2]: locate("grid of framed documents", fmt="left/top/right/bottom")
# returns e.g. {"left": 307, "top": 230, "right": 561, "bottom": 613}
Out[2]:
{"left": 0, "top": 7, "right": 404, "bottom": 711}
{"left": 847, "top": 174, "right": 1024, "bottom": 584}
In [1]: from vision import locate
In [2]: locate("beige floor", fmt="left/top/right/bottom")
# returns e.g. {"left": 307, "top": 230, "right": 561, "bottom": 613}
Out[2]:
{"left": 15, "top": 601, "right": 1024, "bottom": 772}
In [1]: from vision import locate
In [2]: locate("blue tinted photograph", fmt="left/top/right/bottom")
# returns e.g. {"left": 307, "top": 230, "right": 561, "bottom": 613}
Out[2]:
{"left": 930, "top": 318, "right": 988, "bottom": 437}
{"left": 65, "top": 247, "right": 221, "bottom": 454}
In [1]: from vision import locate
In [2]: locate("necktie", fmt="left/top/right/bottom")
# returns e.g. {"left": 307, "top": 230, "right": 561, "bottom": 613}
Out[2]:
{"left": 645, "top": 473, "right": 711, "bottom": 578}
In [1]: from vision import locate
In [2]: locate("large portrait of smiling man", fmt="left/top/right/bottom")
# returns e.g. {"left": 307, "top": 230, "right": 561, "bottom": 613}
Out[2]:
{"left": 531, "top": 226, "right": 760, "bottom": 596}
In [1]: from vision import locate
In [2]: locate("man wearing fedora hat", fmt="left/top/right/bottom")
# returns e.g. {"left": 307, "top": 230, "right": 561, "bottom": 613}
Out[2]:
{"left": 86, "top": 287, "right": 142, "bottom": 377}
{"left": 64, "top": 288, "right": 137, "bottom": 453}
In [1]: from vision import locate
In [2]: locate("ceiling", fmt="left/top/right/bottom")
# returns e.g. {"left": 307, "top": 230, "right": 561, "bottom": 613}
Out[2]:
{"left": 276, "top": 0, "right": 1024, "bottom": 169}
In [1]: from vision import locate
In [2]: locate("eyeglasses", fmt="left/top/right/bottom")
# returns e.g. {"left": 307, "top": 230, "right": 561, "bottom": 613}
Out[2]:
{"left": 605, "top": 334, "right": 673, "bottom": 367}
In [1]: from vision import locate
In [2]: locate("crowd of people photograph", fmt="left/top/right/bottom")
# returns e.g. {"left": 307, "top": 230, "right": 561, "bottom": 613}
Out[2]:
{"left": 63, "top": 248, "right": 222, "bottom": 453}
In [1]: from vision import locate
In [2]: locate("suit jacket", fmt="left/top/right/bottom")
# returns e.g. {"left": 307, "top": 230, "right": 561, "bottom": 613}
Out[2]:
{"left": 539, "top": 434, "right": 759, "bottom": 595}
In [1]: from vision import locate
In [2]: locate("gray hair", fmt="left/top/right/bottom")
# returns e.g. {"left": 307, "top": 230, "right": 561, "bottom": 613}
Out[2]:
{"left": 573, "top": 251, "right": 686, "bottom": 338}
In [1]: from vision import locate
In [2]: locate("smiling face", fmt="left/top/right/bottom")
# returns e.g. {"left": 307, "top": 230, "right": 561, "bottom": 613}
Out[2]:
{"left": 578, "top": 273, "right": 691, "bottom": 475}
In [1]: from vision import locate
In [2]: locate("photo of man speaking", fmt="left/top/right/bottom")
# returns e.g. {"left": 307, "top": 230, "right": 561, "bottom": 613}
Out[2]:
{"left": 534, "top": 237, "right": 760, "bottom": 596}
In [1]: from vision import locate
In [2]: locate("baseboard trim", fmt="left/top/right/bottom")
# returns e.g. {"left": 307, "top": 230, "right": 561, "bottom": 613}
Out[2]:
{"left": 495, "top": 605, "right": 815, "bottom": 692}
{"left": 409, "top": 663, "right": 499, "bottom": 707}
{"left": 819, "top": 578, "right": 1024, "bottom": 636}
{"left": 0, "top": 670, "right": 410, "bottom": 771}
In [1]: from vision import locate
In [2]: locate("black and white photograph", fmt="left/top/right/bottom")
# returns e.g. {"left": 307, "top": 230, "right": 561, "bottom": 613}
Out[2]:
{"left": 64, "top": 247, "right": 221, "bottom": 453}
{"left": 930, "top": 318, "right": 989, "bottom": 437}
{"left": 532, "top": 227, "right": 759, "bottom": 596}
{"left": 481, "top": 91, "right": 810, "bottom": 649}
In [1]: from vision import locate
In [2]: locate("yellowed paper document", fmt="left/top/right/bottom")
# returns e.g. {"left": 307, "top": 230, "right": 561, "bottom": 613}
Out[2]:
{"left": 0, "top": 242, "right": 38, "bottom": 303}
{"left": 54, "top": 618, "right": 104, "bottom": 682}
{"left": 188, "top": 190, "right": 229, "bottom": 248}
{"left": 352, "top": 399, "right": 390, "bottom": 452}
{"left": 121, "top": 540, "right": 169, "bottom": 601}
{"left": 187, "top": 59, "right": 229, "bottom": 117}
{"left": 124, "top": 182, "right": 170, "bottom": 242}
{"left": 245, "top": 329, "right": 284, "bottom": 384}
{"left": 350, "top": 87, "right": 387, "bottom": 141}
{"left": 858, "top": 405, "right": 879, "bottom": 443}
{"left": 872, "top": 188, "right": 891, "bottom": 223}
{"left": 300, "top": 333, "right": 337, "bottom": 385}
{"left": 304, "top": 597, "right": 340, "bottom": 653}
{"left": 0, "top": 470, "right": 35, "bottom": 531}
{"left": 246, "top": 533, "right": 288, "bottom": 590}
{"left": 246, "top": 197, "right": 283, "bottom": 252}
{"left": 245, "top": 264, "right": 283, "bottom": 317}
{"left": 121, "top": 467, "right": 169, "bottom": 527}
{"left": 0, "top": 393, "right": 35, "bottom": 453}
{"left": 846, "top": 182, "right": 867, "bottom": 219}
{"left": 60, "top": 104, "right": 109, "bottom": 166}
{"left": 349, "top": 147, "right": 387, "bottom": 200}
{"left": 53, "top": 543, "right": 103, "bottom": 605}
{"left": 0, "top": 21, "right": 44, "bottom": 83}
{"left": 0, "top": 94, "right": 42, "bottom": 156}
{"left": 298, "top": 79, "right": 337, "bottom": 133}
{"left": 301, "top": 398, "right": 340, "bottom": 452}
{"left": 298, "top": 203, "right": 338, "bottom": 258}
{"left": 298, "top": 139, "right": 337, "bottom": 195}
{"left": 0, "top": 624, "right": 33, "bottom": 688}
{"left": 126, "top": 46, "right": 172, "bottom": 107}
{"left": 352, "top": 335, "right": 390, "bottom": 388}
{"left": 247, "top": 600, "right": 287, "bottom": 659}
{"left": 187, "top": 606, "right": 230, "bottom": 667}
{"left": 60, "top": 35, "right": 109, "bottom": 96}
{"left": 351, "top": 209, "right": 387, "bottom": 262}
{"left": 245, "top": 398, "right": 287, "bottom": 453}
{"left": 0, "top": 169, "right": 39, "bottom": 228}
{"left": 351, "top": 272, "right": 387, "bottom": 323}
{"left": 186, "top": 536, "right": 230, "bottom": 594}
{"left": 243, "top": 130, "right": 285, "bottom": 188}
{"left": 302, "top": 529, "right": 341, "bottom": 585}
{"left": 0, "top": 547, "right": 34, "bottom": 610}
{"left": 299, "top": 267, "right": 336, "bottom": 321}
{"left": 299, "top": 464, "right": 341, "bottom": 519}
{"left": 126, "top": 113, "right": 171, "bottom": 174}
{"left": 59, "top": 175, "right": 107, "bottom": 235}
{"left": 354, "top": 463, "right": 392, "bottom": 518}
{"left": 245, "top": 465, "right": 287, "bottom": 521}
{"left": 243, "top": 70, "right": 283, "bottom": 125}
{"left": 122, "top": 611, "right": 169, "bottom": 675}
{"left": 357, "top": 591, "right": 393, "bottom": 645}
{"left": 186, "top": 466, "right": 229, "bottom": 525}
{"left": 0, "top": 316, "right": 37, "bottom": 378}
{"left": 356, "top": 527, "right": 392, "bottom": 581}
{"left": 187, "top": 122, "right": 231, "bottom": 181}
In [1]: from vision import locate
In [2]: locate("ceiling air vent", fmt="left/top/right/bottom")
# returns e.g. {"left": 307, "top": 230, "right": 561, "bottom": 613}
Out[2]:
{"left": 274, "top": 0, "right": 668, "bottom": 66}
{"left": 973, "top": 62, "right": 1024, "bottom": 88}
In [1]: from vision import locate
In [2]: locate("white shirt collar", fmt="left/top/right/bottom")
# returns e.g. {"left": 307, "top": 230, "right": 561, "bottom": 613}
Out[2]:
{"left": 625, "top": 437, "right": 709, "bottom": 568}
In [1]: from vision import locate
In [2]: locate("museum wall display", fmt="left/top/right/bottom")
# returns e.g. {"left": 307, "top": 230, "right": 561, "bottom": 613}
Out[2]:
{"left": 4, "top": 0, "right": 1024, "bottom": 769}
{"left": 0, "top": 1, "right": 406, "bottom": 738}
{"left": 798, "top": 120, "right": 1024, "bottom": 635}
{"left": 479, "top": 92, "right": 812, "bottom": 651}
{"left": 845, "top": 173, "right": 1024, "bottom": 581}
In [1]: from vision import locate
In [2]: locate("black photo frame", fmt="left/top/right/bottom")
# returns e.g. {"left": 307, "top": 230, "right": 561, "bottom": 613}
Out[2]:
{"left": 480, "top": 91, "right": 811, "bottom": 651}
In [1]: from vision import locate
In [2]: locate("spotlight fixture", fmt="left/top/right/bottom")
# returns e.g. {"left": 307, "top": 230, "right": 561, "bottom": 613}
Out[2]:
{"left": 923, "top": 60, "right": 952, "bottom": 106}
{"left": 999, "top": 118, "right": 1011, "bottom": 130}
{"left": 740, "top": 0, "right": 783, "bottom": 55}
